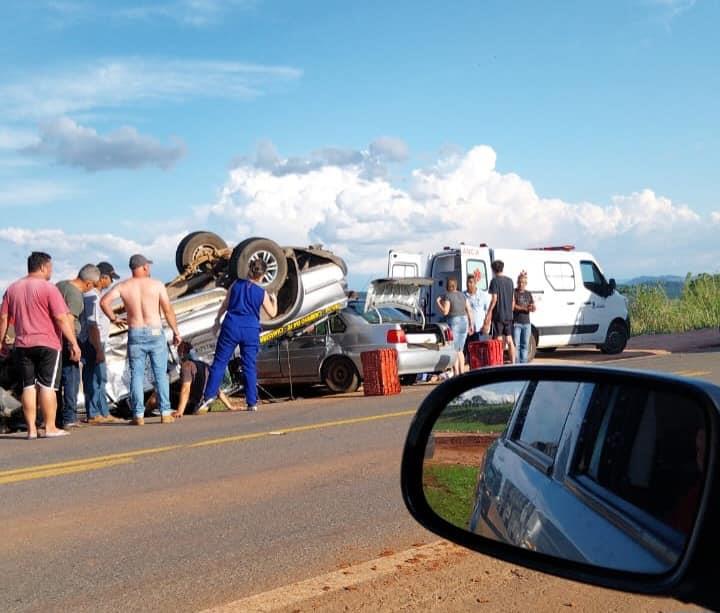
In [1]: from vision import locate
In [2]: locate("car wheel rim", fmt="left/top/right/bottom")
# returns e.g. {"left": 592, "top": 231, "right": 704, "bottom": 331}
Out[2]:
{"left": 249, "top": 250, "right": 279, "bottom": 285}
{"left": 331, "top": 364, "right": 349, "bottom": 385}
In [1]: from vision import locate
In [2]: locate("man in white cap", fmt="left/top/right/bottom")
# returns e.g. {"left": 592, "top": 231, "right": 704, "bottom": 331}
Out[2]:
{"left": 81, "top": 261, "right": 122, "bottom": 424}
{"left": 100, "top": 254, "right": 181, "bottom": 426}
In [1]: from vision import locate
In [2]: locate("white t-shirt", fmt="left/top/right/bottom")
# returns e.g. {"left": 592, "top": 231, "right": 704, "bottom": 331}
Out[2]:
{"left": 81, "top": 288, "right": 111, "bottom": 345}
{"left": 465, "top": 290, "right": 491, "bottom": 331}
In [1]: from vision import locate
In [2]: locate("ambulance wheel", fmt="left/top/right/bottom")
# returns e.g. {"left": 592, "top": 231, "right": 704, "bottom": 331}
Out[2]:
{"left": 600, "top": 321, "right": 628, "bottom": 355}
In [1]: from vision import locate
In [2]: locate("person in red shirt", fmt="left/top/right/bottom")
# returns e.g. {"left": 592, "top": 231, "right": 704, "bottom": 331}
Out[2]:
{"left": 0, "top": 252, "right": 81, "bottom": 439}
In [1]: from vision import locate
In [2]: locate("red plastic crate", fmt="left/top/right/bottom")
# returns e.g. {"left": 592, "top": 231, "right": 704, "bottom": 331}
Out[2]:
{"left": 361, "top": 348, "right": 401, "bottom": 396}
{"left": 468, "top": 339, "right": 504, "bottom": 369}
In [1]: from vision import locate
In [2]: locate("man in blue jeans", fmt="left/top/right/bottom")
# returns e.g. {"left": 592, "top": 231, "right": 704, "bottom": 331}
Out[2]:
{"left": 81, "top": 262, "right": 123, "bottom": 423}
{"left": 56, "top": 264, "right": 101, "bottom": 428}
{"left": 101, "top": 254, "right": 181, "bottom": 425}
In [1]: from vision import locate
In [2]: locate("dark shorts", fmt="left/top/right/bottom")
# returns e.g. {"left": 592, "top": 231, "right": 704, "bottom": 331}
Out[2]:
{"left": 493, "top": 320, "right": 514, "bottom": 337}
{"left": 15, "top": 346, "right": 62, "bottom": 390}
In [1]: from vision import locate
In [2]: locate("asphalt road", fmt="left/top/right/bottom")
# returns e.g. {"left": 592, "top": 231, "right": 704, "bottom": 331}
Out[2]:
{"left": 1, "top": 349, "right": 718, "bottom": 612}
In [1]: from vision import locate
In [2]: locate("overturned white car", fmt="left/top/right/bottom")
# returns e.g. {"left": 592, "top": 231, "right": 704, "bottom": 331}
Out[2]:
{"left": 104, "top": 232, "right": 348, "bottom": 405}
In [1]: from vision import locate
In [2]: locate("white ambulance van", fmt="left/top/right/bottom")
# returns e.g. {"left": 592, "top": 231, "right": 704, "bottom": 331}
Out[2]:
{"left": 387, "top": 244, "right": 629, "bottom": 360}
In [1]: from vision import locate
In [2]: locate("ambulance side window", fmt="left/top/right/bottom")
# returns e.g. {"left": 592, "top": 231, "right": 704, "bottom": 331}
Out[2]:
{"left": 580, "top": 261, "right": 607, "bottom": 296}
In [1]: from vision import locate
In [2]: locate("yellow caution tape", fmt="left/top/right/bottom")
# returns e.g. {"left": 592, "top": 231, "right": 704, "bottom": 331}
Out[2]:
{"left": 260, "top": 302, "right": 345, "bottom": 343}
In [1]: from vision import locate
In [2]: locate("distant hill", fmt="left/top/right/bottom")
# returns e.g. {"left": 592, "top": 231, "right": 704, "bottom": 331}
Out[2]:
{"left": 618, "top": 275, "right": 686, "bottom": 299}
{"left": 620, "top": 275, "right": 685, "bottom": 286}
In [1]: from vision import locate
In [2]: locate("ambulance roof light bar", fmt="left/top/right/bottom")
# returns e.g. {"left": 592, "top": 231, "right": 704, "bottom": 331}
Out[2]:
{"left": 531, "top": 245, "right": 575, "bottom": 251}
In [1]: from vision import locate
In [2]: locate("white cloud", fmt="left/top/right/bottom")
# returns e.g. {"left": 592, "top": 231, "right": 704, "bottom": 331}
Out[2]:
{"left": 201, "top": 142, "right": 719, "bottom": 280}
{"left": 0, "top": 58, "right": 302, "bottom": 120}
{"left": 24, "top": 116, "right": 185, "bottom": 171}
{"left": 369, "top": 136, "right": 410, "bottom": 162}
{"left": 46, "top": 0, "right": 256, "bottom": 28}
{"left": 1, "top": 141, "right": 717, "bottom": 292}
{"left": 648, "top": 0, "right": 697, "bottom": 26}
{"left": 0, "top": 127, "right": 39, "bottom": 150}
{"left": 0, "top": 228, "right": 185, "bottom": 291}
{"left": 116, "top": 0, "right": 256, "bottom": 27}
{"left": 0, "top": 182, "right": 75, "bottom": 207}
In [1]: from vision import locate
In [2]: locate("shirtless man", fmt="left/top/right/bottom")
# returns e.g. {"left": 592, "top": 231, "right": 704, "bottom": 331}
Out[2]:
{"left": 100, "top": 254, "right": 181, "bottom": 426}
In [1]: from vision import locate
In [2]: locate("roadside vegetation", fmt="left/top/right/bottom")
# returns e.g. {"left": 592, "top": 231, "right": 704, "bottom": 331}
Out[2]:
{"left": 621, "top": 274, "right": 720, "bottom": 336}
{"left": 434, "top": 402, "right": 513, "bottom": 434}
{"left": 423, "top": 464, "right": 478, "bottom": 528}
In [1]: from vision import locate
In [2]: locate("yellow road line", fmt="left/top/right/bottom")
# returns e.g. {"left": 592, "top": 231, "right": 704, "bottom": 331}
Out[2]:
{"left": 0, "top": 458, "right": 134, "bottom": 485}
{"left": 0, "top": 444, "right": 183, "bottom": 478}
{"left": 189, "top": 410, "right": 416, "bottom": 448}
{"left": 1, "top": 410, "right": 417, "bottom": 485}
{"left": 673, "top": 370, "right": 711, "bottom": 377}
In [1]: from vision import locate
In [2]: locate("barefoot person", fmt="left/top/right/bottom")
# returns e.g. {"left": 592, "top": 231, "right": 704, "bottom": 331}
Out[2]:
{"left": 167, "top": 341, "right": 234, "bottom": 418}
{"left": 100, "top": 254, "right": 181, "bottom": 426}
{"left": 200, "top": 259, "right": 277, "bottom": 412}
{"left": 0, "top": 252, "right": 81, "bottom": 439}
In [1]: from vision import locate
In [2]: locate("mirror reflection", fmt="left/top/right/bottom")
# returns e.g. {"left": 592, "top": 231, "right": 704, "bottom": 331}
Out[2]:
{"left": 423, "top": 379, "right": 708, "bottom": 574}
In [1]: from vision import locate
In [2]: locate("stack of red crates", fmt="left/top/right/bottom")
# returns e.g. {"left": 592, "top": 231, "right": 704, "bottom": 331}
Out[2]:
{"left": 361, "top": 348, "right": 401, "bottom": 396}
{"left": 468, "top": 339, "right": 504, "bottom": 369}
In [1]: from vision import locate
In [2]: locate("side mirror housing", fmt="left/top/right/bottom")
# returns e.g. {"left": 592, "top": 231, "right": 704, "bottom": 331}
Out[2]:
{"left": 608, "top": 278, "right": 617, "bottom": 294}
{"left": 401, "top": 366, "right": 720, "bottom": 609}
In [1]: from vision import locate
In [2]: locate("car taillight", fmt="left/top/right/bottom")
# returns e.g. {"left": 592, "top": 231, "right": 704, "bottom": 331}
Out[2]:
{"left": 387, "top": 329, "right": 407, "bottom": 344}
{"left": 444, "top": 328, "right": 454, "bottom": 342}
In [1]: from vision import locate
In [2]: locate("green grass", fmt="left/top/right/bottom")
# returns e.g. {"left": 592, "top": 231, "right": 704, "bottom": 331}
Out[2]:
{"left": 434, "top": 402, "right": 513, "bottom": 434}
{"left": 624, "top": 274, "right": 720, "bottom": 335}
{"left": 423, "top": 464, "right": 479, "bottom": 528}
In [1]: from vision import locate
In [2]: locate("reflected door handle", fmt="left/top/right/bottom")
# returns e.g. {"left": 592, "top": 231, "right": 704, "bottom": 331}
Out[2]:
{"left": 583, "top": 302, "right": 592, "bottom": 306}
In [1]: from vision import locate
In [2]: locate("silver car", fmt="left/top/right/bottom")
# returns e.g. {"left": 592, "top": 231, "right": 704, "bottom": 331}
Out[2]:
{"left": 253, "top": 294, "right": 456, "bottom": 394}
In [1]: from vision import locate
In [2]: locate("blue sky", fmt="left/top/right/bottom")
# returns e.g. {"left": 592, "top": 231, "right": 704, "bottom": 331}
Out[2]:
{"left": 0, "top": 0, "right": 718, "bottom": 288}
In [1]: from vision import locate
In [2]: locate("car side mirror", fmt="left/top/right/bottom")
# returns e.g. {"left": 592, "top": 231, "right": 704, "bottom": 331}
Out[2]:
{"left": 608, "top": 278, "right": 617, "bottom": 295}
{"left": 401, "top": 366, "right": 720, "bottom": 609}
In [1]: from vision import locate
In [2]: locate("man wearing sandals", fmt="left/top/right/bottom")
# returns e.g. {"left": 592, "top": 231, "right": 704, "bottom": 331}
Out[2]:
{"left": 0, "top": 252, "right": 81, "bottom": 439}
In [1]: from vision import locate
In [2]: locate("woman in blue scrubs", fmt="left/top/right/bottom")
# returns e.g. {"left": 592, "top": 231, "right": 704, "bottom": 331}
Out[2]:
{"left": 201, "top": 259, "right": 277, "bottom": 411}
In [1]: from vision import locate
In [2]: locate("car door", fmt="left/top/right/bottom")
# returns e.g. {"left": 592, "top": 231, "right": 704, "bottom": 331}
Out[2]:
{"left": 579, "top": 260, "right": 611, "bottom": 343}
{"left": 282, "top": 320, "right": 330, "bottom": 380}
{"left": 429, "top": 251, "right": 461, "bottom": 322}
{"left": 256, "top": 340, "right": 284, "bottom": 382}
{"left": 538, "top": 260, "right": 584, "bottom": 346}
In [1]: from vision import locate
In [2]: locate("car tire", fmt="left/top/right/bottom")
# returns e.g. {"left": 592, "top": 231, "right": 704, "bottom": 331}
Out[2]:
{"left": 600, "top": 321, "right": 628, "bottom": 355}
{"left": 322, "top": 357, "right": 360, "bottom": 394}
{"left": 175, "top": 231, "right": 228, "bottom": 274}
{"left": 229, "top": 237, "right": 288, "bottom": 292}
{"left": 400, "top": 374, "right": 418, "bottom": 386}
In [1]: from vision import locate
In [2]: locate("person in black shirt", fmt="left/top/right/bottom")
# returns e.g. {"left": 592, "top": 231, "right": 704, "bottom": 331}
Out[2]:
{"left": 483, "top": 260, "right": 516, "bottom": 364}
{"left": 513, "top": 271, "right": 535, "bottom": 363}
{"left": 172, "top": 341, "right": 234, "bottom": 417}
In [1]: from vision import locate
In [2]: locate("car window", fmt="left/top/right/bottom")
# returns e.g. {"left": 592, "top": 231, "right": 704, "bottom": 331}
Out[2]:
{"left": 544, "top": 261, "right": 575, "bottom": 291}
{"left": 574, "top": 384, "right": 707, "bottom": 533}
{"left": 329, "top": 315, "right": 347, "bottom": 333}
{"left": 580, "top": 261, "right": 607, "bottom": 295}
{"left": 511, "top": 381, "right": 580, "bottom": 460}
{"left": 347, "top": 302, "right": 411, "bottom": 323}
{"left": 466, "top": 259, "right": 488, "bottom": 291}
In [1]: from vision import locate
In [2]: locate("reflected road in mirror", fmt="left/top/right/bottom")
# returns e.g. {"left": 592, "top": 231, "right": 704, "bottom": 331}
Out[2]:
{"left": 422, "top": 378, "right": 708, "bottom": 575}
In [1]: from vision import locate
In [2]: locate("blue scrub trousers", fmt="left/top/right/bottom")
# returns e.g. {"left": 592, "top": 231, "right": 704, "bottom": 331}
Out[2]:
{"left": 205, "top": 324, "right": 260, "bottom": 407}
